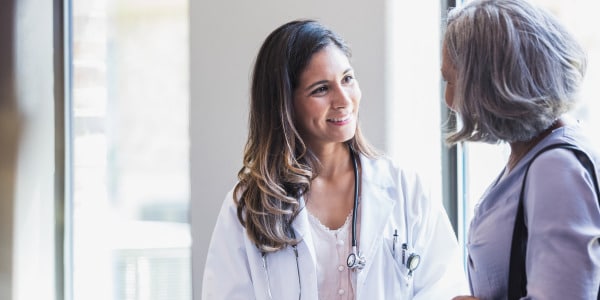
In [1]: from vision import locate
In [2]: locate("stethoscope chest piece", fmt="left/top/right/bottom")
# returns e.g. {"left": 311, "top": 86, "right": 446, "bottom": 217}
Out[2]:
{"left": 406, "top": 253, "right": 420, "bottom": 276}
{"left": 346, "top": 247, "right": 366, "bottom": 270}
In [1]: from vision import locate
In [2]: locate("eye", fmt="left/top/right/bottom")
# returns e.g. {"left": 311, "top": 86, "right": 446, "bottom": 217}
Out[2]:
{"left": 311, "top": 85, "right": 328, "bottom": 95}
{"left": 342, "top": 74, "right": 354, "bottom": 84}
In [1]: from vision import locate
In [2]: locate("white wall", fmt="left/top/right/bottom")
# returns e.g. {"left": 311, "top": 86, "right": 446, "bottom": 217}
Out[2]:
{"left": 190, "top": 1, "right": 388, "bottom": 297}
{"left": 189, "top": 1, "right": 443, "bottom": 298}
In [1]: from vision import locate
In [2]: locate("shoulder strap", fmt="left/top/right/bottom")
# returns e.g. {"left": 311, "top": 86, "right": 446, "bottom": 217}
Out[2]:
{"left": 508, "top": 143, "right": 600, "bottom": 300}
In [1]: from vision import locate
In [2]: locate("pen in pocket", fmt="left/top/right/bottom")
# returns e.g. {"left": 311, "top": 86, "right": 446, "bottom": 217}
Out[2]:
{"left": 392, "top": 229, "right": 398, "bottom": 258}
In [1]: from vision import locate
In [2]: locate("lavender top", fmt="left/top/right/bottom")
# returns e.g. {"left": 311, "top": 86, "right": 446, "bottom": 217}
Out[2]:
{"left": 467, "top": 125, "right": 600, "bottom": 299}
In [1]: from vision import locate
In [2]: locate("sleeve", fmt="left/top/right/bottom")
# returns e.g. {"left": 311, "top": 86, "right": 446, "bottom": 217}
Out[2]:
{"left": 401, "top": 170, "right": 471, "bottom": 299}
{"left": 523, "top": 149, "right": 600, "bottom": 299}
{"left": 201, "top": 189, "right": 256, "bottom": 300}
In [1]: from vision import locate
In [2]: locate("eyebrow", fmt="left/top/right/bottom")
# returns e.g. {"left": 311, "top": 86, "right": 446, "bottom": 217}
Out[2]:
{"left": 304, "top": 80, "right": 328, "bottom": 92}
{"left": 302, "top": 68, "right": 354, "bottom": 92}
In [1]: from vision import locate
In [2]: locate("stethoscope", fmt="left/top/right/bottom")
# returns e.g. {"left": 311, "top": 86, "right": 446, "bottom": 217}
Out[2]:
{"left": 345, "top": 149, "right": 420, "bottom": 274}
{"left": 345, "top": 148, "right": 366, "bottom": 270}
{"left": 260, "top": 147, "right": 420, "bottom": 299}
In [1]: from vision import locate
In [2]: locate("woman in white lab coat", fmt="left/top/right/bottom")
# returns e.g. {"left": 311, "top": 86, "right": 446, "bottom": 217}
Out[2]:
{"left": 202, "top": 19, "right": 467, "bottom": 299}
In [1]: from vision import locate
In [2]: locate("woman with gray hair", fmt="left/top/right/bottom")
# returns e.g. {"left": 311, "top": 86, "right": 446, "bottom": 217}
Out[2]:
{"left": 441, "top": 0, "right": 600, "bottom": 299}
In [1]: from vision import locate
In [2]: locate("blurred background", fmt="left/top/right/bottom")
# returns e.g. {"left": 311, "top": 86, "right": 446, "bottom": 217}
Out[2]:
{"left": 1, "top": 0, "right": 598, "bottom": 299}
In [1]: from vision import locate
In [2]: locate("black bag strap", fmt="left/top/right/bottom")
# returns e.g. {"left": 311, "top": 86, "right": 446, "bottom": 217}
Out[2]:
{"left": 508, "top": 142, "right": 600, "bottom": 300}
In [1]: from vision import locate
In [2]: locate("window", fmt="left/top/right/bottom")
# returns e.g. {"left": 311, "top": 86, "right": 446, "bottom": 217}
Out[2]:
{"left": 69, "top": 0, "right": 191, "bottom": 299}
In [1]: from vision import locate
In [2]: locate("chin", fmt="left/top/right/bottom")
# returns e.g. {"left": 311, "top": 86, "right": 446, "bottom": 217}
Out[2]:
{"left": 340, "top": 131, "right": 356, "bottom": 143}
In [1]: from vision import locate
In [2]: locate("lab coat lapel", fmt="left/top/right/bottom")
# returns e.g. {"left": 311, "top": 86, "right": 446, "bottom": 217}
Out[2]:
{"left": 290, "top": 196, "right": 319, "bottom": 298}
{"left": 356, "top": 156, "right": 395, "bottom": 286}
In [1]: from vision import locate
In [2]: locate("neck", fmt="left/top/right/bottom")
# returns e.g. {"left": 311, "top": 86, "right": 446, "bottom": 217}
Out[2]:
{"left": 311, "top": 143, "right": 353, "bottom": 179}
{"left": 507, "top": 118, "right": 565, "bottom": 171}
{"left": 304, "top": 143, "right": 359, "bottom": 229}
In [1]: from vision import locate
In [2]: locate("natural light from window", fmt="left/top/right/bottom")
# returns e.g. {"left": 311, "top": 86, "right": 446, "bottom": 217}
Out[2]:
{"left": 69, "top": 0, "right": 191, "bottom": 299}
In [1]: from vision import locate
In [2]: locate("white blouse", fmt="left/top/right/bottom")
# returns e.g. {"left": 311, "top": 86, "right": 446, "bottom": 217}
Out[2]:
{"left": 307, "top": 210, "right": 357, "bottom": 300}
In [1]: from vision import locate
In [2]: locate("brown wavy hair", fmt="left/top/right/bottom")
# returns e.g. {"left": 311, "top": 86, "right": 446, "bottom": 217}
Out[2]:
{"left": 234, "top": 19, "right": 377, "bottom": 252}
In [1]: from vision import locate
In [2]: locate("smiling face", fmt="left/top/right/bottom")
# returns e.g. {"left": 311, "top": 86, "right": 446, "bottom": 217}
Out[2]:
{"left": 441, "top": 42, "right": 458, "bottom": 110}
{"left": 293, "top": 44, "right": 361, "bottom": 151}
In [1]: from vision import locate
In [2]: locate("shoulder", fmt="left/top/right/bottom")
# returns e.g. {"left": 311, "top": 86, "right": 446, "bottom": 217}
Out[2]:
{"left": 526, "top": 124, "right": 599, "bottom": 180}
{"left": 360, "top": 154, "right": 422, "bottom": 184}
{"left": 205, "top": 185, "right": 251, "bottom": 260}
{"left": 361, "top": 154, "right": 431, "bottom": 204}
{"left": 528, "top": 145, "right": 584, "bottom": 173}
{"left": 528, "top": 132, "right": 597, "bottom": 181}
{"left": 524, "top": 140, "right": 599, "bottom": 216}
{"left": 212, "top": 185, "right": 245, "bottom": 235}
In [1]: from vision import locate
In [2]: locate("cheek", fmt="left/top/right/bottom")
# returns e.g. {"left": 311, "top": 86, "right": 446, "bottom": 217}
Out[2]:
{"left": 353, "top": 86, "right": 362, "bottom": 108}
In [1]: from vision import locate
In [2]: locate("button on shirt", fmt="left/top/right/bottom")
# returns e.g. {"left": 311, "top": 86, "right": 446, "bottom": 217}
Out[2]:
{"left": 308, "top": 211, "right": 356, "bottom": 300}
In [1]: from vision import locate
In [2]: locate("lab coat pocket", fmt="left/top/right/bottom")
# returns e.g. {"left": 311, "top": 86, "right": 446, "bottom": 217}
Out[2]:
{"left": 382, "top": 237, "right": 414, "bottom": 297}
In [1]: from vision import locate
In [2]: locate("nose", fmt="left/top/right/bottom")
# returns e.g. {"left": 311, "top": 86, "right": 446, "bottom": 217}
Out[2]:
{"left": 332, "top": 84, "right": 352, "bottom": 109}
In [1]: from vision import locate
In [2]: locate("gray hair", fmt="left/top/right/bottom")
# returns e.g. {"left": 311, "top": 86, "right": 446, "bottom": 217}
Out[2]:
{"left": 443, "top": 0, "right": 587, "bottom": 144}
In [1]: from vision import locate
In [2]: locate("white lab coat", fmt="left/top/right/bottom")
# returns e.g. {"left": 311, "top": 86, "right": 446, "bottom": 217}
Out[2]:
{"left": 202, "top": 155, "right": 468, "bottom": 299}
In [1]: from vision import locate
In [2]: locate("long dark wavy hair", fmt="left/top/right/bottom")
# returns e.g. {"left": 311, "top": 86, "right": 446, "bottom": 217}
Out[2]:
{"left": 234, "top": 19, "right": 377, "bottom": 252}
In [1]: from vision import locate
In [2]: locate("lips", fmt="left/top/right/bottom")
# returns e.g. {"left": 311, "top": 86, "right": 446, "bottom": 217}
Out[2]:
{"left": 327, "top": 114, "right": 353, "bottom": 124}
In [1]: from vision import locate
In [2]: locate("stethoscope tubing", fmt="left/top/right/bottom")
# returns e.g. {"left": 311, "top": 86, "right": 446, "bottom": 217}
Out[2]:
{"left": 349, "top": 148, "right": 359, "bottom": 251}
